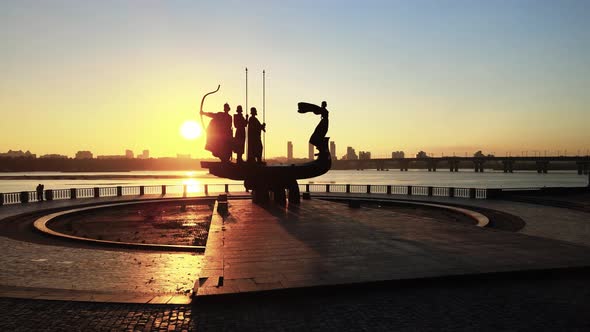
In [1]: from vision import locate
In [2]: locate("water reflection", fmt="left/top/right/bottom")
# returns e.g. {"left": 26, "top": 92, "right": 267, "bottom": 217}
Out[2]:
{"left": 182, "top": 178, "right": 202, "bottom": 194}
{"left": 0, "top": 170, "right": 586, "bottom": 193}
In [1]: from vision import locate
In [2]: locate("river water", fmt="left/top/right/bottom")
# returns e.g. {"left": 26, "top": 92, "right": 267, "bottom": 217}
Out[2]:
{"left": 0, "top": 169, "right": 587, "bottom": 193}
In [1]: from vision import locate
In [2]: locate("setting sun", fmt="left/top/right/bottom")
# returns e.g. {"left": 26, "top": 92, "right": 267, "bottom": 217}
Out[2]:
{"left": 180, "top": 120, "right": 202, "bottom": 140}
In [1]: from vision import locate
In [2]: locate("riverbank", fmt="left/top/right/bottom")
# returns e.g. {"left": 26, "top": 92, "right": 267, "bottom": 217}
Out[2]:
{"left": 0, "top": 174, "right": 190, "bottom": 180}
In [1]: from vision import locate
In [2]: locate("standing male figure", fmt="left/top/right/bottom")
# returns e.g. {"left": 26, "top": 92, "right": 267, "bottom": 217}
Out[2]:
{"left": 201, "top": 103, "right": 233, "bottom": 162}
{"left": 247, "top": 107, "right": 265, "bottom": 163}
{"left": 233, "top": 105, "right": 248, "bottom": 163}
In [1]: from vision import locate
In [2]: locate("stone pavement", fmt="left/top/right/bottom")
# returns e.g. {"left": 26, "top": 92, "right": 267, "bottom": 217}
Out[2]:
{"left": 196, "top": 199, "right": 590, "bottom": 296}
{"left": 1, "top": 192, "right": 590, "bottom": 330}
{"left": 507, "top": 192, "right": 590, "bottom": 212}
{"left": 317, "top": 192, "right": 590, "bottom": 246}
{"left": 1, "top": 191, "right": 589, "bottom": 303}
{"left": 0, "top": 298, "right": 193, "bottom": 331}
{"left": 0, "top": 194, "right": 245, "bottom": 303}
{"left": 2, "top": 270, "right": 590, "bottom": 331}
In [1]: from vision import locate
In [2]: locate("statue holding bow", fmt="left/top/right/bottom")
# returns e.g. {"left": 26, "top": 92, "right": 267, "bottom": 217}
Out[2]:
{"left": 200, "top": 85, "right": 233, "bottom": 162}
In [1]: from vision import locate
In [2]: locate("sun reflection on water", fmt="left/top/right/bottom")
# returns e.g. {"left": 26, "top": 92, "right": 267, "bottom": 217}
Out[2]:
{"left": 182, "top": 178, "right": 202, "bottom": 193}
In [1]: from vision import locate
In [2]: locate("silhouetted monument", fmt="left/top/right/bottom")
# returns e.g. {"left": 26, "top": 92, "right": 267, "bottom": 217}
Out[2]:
{"left": 299, "top": 101, "right": 329, "bottom": 157}
{"left": 247, "top": 107, "right": 265, "bottom": 164}
{"left": 201, "top": 92, "right": 331, "bottom": 205}
{"left": 233, "top": 105, "right": 248, "bottom": 163}
{"left": 201, "top": 103, "right": 232, "bottom": 162}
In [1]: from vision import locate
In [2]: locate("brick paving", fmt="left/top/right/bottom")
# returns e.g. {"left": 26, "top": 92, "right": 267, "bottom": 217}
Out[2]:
{"left": 1, "top": 272, "right": 590, "bottom": 331}
{"left": 0, "top": 298, "right": 192, "bottom": 331}
{"left": 193, "top": 273, "right": 590, "bottom": 331}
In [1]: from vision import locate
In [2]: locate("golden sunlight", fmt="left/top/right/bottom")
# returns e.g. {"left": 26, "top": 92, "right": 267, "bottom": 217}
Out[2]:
{"left": 180, "top": 120, "right": 202, "bottom": 140}
{"left": 182, "top": 178, "right": 202, "bottom": 193}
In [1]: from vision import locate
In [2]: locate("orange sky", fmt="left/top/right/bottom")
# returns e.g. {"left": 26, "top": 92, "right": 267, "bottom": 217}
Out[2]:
{"left": 1, "top": 1, "right": 589, "bottom": 159}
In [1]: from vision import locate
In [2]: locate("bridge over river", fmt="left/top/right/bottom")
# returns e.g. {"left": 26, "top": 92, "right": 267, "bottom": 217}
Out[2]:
{"left": 331, "top": 156, "right": 590, "bottom": 174}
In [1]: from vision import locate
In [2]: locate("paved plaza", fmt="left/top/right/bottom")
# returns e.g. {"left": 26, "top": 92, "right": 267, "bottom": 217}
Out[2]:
{"left": 0, "top": 195, "right": 209, "bottom": 303}
{"left": 196, "top": 199, "right": 590, "bottom": 296}
{"left": 317, "top": 192, "right": 590, "bottom": 246}
{"left": 0, "top": 192, "right": 589, "bottom": 330}
{"left": 2, "top": 272, "right": 590, "bottom": 331}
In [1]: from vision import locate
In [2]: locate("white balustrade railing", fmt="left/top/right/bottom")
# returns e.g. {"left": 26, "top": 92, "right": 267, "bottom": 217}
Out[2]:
{"left": 0, "top": 183, "right": 506, "bottom": 206}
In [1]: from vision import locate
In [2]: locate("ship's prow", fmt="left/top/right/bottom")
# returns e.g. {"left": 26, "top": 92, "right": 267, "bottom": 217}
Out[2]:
{"left": 201, "top": 154, "right": 331, "bottom": 182}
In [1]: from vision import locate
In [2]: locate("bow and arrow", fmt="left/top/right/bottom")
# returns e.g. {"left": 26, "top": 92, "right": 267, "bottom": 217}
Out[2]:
{"left": 199, "top": 84, "right": 221, "bottom": 129}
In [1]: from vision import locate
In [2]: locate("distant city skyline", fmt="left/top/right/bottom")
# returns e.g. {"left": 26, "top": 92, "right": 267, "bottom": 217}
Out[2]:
{"left": 1, "top": 1, "right": 589, "bottom": 158}
{"left": 2, "top": 146, "right": 590, "bottom": 160}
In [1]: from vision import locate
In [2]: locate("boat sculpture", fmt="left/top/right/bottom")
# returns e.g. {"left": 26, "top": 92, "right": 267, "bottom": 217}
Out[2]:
{"left": 201, "top": 101, "right": 331, "bottom": 204}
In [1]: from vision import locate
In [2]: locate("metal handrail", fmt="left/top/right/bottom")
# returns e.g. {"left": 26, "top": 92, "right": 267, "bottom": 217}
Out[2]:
{"left": 0, "top": 182, "right": 545, "bottom": 206}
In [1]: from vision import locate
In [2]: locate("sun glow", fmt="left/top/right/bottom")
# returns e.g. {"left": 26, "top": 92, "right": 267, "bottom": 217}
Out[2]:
{"left": 180, "top": 120, "right": 202, "bottom": 140}
{"left": 182, "top": 178, "right": 202, "bottom": 194}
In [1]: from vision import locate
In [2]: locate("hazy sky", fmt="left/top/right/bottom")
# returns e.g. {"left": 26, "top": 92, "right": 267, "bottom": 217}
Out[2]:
{"left": 1, "top": 0, "right": 589, "bottom": 158}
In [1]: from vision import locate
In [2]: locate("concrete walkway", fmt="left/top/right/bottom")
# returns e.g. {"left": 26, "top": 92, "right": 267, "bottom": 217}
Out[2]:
{"left": 1, "top": 192, "right": 589, "bottom": 303}
{"left": 316, "top": 193, "right": 590, "bottom": 246}
{"left": 0, "top": 193, "right": 240, "bottom": 303}
{"left": 196, "top": 199, "right": 590, "bottom": 296}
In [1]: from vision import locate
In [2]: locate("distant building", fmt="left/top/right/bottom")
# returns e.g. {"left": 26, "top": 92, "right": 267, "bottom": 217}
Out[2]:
{"left": 287, "top": 142, "right": 293, "bottom": 161}
{"left": 137, "top": 150, "right": 150, "bottom": 159}
{"left": 359, "top": 151, "right": 371, "bottom": 160}
{"left": 345, "top": 147, "right": 358, "bottom": 160}
{"left": 308, "top": 143, "right": 314, "bottom": 161}
{"left": 416, "top": 151, "right": 429, "bottom": 159}
{"left": 177, "top": 154, "right": 191, "bottom": 159}
{"left": 40, "top": 154, "right": 68, "bottom": 159}
{"left": 75, "top": 151, "right": 93, "bottom": 159}
{"left": 391, "top": 151, "right": 405, "bottom": 159}
{"left": 97, "top": 155, "right": 125, "bottom": 159}
{"left": 98, "top": 149, "right": 133, "bottom": 160}
{"left": 0, "top": 150, "right": 36, "bottom": 158}
{"left": 330, "top": 141, "right": 336, "bottom": 160}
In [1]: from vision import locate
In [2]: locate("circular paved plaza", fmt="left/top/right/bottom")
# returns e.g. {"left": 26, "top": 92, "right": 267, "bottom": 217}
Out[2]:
{"left": 0, "top": 192, "right": 589, "bottom": 330}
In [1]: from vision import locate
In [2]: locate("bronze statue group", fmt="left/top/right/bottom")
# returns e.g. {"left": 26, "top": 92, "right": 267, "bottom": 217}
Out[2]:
{"left": 201, "top": 103, "right": 266, "bottom": 163}
{"left": 199, "top": 99, "right": 331, "bottom": 205}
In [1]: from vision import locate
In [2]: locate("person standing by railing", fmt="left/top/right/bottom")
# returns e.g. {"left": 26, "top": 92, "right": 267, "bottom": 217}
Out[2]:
{"left": 36, "top": 184, "right": 44, "bottom": 201}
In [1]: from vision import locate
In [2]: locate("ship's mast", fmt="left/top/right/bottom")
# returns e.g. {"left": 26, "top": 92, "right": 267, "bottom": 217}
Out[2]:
{"left": 263, "top": 69, "right": 266, "bottom": 161}
{"left": 245, "top": 67, "right": 248, "bottom": 112}
{"left": 245, "top": 67, "right": 248, "bottom": 160}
